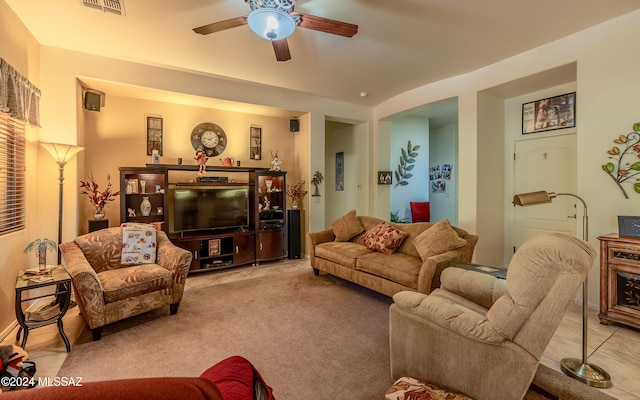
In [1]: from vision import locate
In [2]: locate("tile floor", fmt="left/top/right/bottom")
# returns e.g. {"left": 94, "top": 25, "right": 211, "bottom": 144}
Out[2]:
{"left": 2, "top": 258, "right": 639, "bottom": 399}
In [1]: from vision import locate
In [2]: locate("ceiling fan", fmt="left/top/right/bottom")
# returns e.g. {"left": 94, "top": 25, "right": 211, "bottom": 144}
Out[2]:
{"left": 193, "top": 0, "right": 358, "bottom": 62}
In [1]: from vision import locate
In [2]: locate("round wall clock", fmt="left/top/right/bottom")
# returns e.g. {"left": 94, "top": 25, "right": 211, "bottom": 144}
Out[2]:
{"left": 190, "top": 122, "right": 227, "bottom": 156}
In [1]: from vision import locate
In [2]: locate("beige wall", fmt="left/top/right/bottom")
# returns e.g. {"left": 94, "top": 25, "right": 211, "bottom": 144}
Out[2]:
{"left": 79, "top": 94, "right": 296, "bottom": 233}
{"left": 0, "top": 1, "right": 41, "bottom": 334}
{"left": 375, "top": 10, "right": 640, "bottom": 306}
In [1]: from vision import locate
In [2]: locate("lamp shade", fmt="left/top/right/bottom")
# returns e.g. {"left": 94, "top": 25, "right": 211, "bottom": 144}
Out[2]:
{"left": 39, "top": 142, "right": 84, "bottom": 166}
{"left": 512, "top": 190, "right": 557, "bottom": 206}
{"left": 247, "top": 8, "right": 296, "bottom": 41}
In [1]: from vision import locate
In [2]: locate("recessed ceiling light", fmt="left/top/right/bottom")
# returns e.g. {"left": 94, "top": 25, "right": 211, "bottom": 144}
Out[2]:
{"left": 360, "top": 91, "right": 369, "bottom": 97}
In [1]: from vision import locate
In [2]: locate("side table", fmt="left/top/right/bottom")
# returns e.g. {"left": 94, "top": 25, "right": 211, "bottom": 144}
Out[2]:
{"left": 450, "top": 262, "right": 507, "bottom": 279}
{"left": 89, "top": 219, "right": 109, "bottom": 232}
{"left": 15, "top": 266, "right": 72, "bottom": 352}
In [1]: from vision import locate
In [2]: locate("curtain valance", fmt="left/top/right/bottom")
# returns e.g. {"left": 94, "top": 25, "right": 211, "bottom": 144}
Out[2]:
{"left": 0, "top": 58, "right": 41, "bottom": 126}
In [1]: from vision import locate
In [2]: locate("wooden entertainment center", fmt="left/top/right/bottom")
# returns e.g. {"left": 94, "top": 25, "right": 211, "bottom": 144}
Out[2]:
{"left": 119, "top": 164, "right": 287, "bottom": 273}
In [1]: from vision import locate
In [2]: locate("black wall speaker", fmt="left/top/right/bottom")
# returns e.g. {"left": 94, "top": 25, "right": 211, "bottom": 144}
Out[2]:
{"left": 290, "top": 119, "right": 299, "bottom": 132}
{"left": 84, "top": 91, "right": 101, "bottom": 111}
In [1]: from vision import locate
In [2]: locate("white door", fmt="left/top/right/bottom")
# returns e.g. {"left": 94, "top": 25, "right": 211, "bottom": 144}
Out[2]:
{"left": 513, "top": 134, "right": 577, "bottom": 253}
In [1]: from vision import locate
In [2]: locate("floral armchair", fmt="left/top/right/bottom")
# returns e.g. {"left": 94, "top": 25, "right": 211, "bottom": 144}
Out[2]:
{"left": 59, "top": 226, "right": 192, "bottom": 340}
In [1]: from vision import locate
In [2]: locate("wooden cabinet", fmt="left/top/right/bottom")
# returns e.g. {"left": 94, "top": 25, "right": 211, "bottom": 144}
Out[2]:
{"left": 119, "top": 165, "right": 288, "bottom": 272}
{"left": 598, "top": 233, "right": 640, "bottom": 330}
{"left": 174, "top": 232, "right": 255, "bottom": 272}
{"left": 256, "top": 230, "right": 287, "bottom": 262}
{"left": 119, "top": 167, "right": 167, "bottom": 230}
{"left": 251, "top": 170, "right": 287, "bottom": 263}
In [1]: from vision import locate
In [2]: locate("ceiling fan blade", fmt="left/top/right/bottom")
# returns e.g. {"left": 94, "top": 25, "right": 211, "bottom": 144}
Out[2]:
{"left": 294, "top": 12, "right": 358, "bottom": 38}
{"left": 193, "top": 16, "right": 248, "bottom": 35}
{"left": 272, "top": 39, "right": 292, "bottom": 62}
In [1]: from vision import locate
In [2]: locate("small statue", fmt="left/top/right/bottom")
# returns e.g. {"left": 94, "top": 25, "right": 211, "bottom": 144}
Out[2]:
{"left": 263, "top": 196, "right": 270, "bottom": 210}
{"left": 269, "top": 150, "right": 282, "bottom": 171}
{"left": 195, "top": 146, "right": 208, "bottom": 176}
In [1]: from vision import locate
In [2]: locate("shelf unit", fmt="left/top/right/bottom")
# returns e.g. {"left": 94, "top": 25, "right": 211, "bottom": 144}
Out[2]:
{"left": 598, "top": 233, "right": 640, "bottom": 330}
{"left": 119, "top": 164, "right": 287, "bottom": 273}
{"left": 119, "top": 167, "right": 168, "bottom": 228}
{"left": 251, "top": 170, "right": 287, "bottom": 263}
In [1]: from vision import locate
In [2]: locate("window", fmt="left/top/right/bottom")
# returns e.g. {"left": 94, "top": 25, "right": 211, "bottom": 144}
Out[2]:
{"left": 0, "top": 111, "right": 26, "bottom": 235}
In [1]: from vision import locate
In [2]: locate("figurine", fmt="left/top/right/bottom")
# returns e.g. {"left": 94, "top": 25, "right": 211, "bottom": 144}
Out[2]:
{"left": 127, "top": 208, "right": 136, "bottom": 217}
{"left": 263, "top": 196, "right": 270, "bottom": 210}
{"left": 195, "top": 146, "right": 208, "bottom": 176}
{"left": 269, "top": 150, "right": 282, "bottom": 171}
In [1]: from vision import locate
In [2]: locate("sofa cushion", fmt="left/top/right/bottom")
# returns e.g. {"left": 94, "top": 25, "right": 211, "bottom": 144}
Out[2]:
{"left": 121, "top": 223, "right": 158, "bottom": 265}
{"left": 362, "top": 221, "right": 409, "bottom": 255}
{"left": 74, "top": 227, "right": 125, "bottom": 273}
{"left": 99, "top": 264, "right": 173, "bottom": 304}
{"left": 332, "top": 210, "right": 365, "bottom": 242}
{"left": 414, "top": 219, "right": 467, "bottom": 260}
{"left": 315, "top": 241, "right": 374, "bottom": 269}
{"left": 356, "top": 251, "right": 422, "bottom": 288}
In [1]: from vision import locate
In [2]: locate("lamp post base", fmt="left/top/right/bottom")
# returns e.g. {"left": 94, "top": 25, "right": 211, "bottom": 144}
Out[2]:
{"left": 560, "top": 357, "right": 612, "bottom": 388}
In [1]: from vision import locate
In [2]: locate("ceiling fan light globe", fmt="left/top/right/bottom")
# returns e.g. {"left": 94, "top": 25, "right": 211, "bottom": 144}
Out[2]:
{"left": 247, "top": 8, "right": 296, "bottom": 41}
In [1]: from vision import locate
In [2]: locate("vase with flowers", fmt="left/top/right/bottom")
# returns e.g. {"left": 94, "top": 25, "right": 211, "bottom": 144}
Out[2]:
{"left": 80, "top": 173, "right": 120, "bottom": 220}
{"left": 286, "top": 180, "right": 308, "bottom": 209}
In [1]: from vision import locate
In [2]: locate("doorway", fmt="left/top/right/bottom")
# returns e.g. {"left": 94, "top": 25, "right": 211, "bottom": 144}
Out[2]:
{"left": 512, "top": 134, "right": 577, "bottom": 254}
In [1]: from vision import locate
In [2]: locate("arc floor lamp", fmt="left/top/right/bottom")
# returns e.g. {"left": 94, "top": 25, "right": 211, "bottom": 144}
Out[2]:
{"left": 512, "top": 190, "right": 611, "bottom": 388}
{"left": 39, "top": 142, "right": 84, "bottom": 264}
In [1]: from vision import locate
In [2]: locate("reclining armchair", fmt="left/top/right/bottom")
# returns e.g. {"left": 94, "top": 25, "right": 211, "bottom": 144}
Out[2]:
{"left": 60, "top": 226, "right": 192, "bottom": 340}
{"left": 389, "top": 233, "right": 596, "bottom": 400}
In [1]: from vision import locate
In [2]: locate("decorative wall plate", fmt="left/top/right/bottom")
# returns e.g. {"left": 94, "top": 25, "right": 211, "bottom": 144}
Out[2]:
{"left": 191, "top": 122, "right": 227, "bottom": 156}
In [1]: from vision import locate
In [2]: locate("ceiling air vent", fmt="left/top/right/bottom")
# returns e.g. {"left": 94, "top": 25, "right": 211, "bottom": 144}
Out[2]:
{"left": 82, "top": 0, "right": 125, "bottom": 16}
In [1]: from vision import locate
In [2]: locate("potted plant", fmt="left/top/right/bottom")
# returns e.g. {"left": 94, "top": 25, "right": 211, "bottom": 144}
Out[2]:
{"left": 286, "top": 181, "right": 308, "bottom": 209}
{"left": 80, "top": 173, "right": 120, "bottom": 220}
{"left": 24, "top": 238, "right": 57, "bottom": 271}
{"left": 311, "top": 171, "right": 324, "bottom": 196}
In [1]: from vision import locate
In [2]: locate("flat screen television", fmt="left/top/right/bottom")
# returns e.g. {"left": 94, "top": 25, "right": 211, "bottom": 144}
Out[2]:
{"left": 168, "top": 184, "right": 250, "bottom": 234}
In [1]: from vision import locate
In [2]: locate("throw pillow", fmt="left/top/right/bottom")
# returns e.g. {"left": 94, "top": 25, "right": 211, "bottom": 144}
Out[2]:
{"left": 414, "top": 219, "right": 467, "bottom": 261}
{"left": 121, "top": 223, "right": 158, "bottom": 265}
{"left": 332, "top": 210, "right": 365, "bottom": 242}
{"left": 362, "top": 221, "right": 408, "bottom": 255}
{"left": 386, "top": 376, "right": 473, "bottom": 400}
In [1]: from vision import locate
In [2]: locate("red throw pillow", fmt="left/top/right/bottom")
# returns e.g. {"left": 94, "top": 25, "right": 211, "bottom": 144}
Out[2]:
{"left": 362, "top": 222, "right": 409, "bottom": 255}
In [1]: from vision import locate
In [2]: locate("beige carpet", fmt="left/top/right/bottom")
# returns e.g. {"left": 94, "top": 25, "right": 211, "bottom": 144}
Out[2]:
{"left": 58, "top": 269, "right": 614, "bottom": 400}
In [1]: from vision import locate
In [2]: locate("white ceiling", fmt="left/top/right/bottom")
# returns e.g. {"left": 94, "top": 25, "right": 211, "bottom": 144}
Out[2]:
{"left": 6, "top": 0, "right": 640, "bottom": 109}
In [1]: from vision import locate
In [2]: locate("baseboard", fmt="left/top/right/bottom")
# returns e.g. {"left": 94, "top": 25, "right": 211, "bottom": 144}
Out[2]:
{"left": 0, "top": 320, "right": 18, "bottom": 343}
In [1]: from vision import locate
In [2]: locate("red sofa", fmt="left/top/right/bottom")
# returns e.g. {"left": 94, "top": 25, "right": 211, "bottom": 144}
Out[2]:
{"left": 2, "top": 356, "right": 275, "bottom": 400}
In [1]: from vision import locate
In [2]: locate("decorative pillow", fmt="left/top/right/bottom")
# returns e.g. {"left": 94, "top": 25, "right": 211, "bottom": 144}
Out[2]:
{"left": 361, "top": 221, "right": 408, "bottom": 255}
{"left": 120, "top": 223, "right": 157, "bottom": 265}
{"left": 385, "top": 376, "right": 473, "bottom": 400}
{"left": 414, "top": 219, "right": 467, "bottom": 261}
{"left": 332, "top": 210, "right": 365, "bottom": 242}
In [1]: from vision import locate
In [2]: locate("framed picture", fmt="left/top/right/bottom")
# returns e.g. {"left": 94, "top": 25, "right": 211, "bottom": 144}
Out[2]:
{"left": 250, "top": 125, "right": 262, "bottom": 160}
{"left": 125, "top": 179, "right": 138, "bottom": 194}
{"left": 336, "top": 152, "right": 344, "bottom": 191}
{"left": 147, "top": 116, "right": 163, "bottom": 155}
{"left": 522, "top": 92, "right": 575, "bottom": 134}
{"left": 208, "top": 239, "right": 221, "bottom": 256}
{"left": 378, "top": 171, "right": 392, "bottom": 185}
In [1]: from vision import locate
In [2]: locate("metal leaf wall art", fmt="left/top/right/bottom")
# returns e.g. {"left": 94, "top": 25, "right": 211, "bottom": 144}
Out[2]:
{"left": 394, "top": 140, "right": 420, "bottom": 188}
{"left": 601, "top": 121, "right": 640, "bottom": 199}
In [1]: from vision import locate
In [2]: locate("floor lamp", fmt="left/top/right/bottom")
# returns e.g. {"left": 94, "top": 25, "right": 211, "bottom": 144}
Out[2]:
{"left": 512, "top": 191, "right": 611, "bottom": 388}
{"left": 39, "top": 142, "right": 84, "bottom": 264}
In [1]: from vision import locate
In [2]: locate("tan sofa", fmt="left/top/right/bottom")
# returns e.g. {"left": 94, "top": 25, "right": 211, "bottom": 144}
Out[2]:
{"left": 60, "top": 227, "right": 192, "bottom": 340}
{"left": 389, "top": 233, "right": 596, "bottom": 400}
{"left": 307, "top": 214, "right": 478, "bottom": 297}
